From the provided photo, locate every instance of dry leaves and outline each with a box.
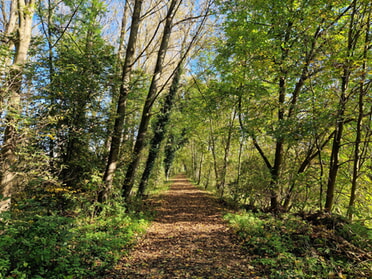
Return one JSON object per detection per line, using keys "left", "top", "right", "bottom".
{"left": 104, "top": 175, "right": 256, "bottom": 279}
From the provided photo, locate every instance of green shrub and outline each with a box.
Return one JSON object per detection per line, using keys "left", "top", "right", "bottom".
{"left": 71, "top": 211, "right": 148, "bottom": 276}
{"left": 224, "top": 211, "right": 264, "bottom": 238}
{"left": 0, "top": 201, "right": 149, "bottom": 279}
{"left": 224, "top": 211, "right": 371, "bottom": 278}
{"left": 0, "top": 214, "right": 75, "bottom": 278}
{"left": 337, "top": 221, "right": 372, "bottom": 247}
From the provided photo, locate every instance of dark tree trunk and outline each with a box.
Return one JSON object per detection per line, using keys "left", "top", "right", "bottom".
{"left": 99, "top": 0, "right": 144, "bottom": 203}
{"left": 137, "top": 65, "right": 182, "bottom": 197}
{"left": 324, "top": 0, "right": 357, "bottom": 212}
{"left": 347, "top": 4, "right": 370, "bottom": 219}
{"left": 269, "top": 75, "right": 286, "bottom": 212}
{"left": 218, "top": 109, "right": 236, "bottom": 198}
{"left": 324, "top": 105, "right": 345, "bottom": 212}
{"left": 164, "top": 135, "right": 176, "bottom": 180}
{"left": 122, "top": 0, "right": 181, "bottom": 199}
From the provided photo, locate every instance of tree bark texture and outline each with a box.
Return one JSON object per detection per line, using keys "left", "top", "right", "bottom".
{"left": 0, "top": 0, "right": 35, "bottom": 212}
{"left": 122, "top": 0, "right": 181, "bottom": 199}
{"left": 324, "top": 0, "right": 356, "bottom": 212}
{"left": 99, "top": 0, "right": 144, "bottom": 203}
{"left": 347, "top": 3, "right": 370, "bottom": 219}
{"left": 137, "top": 64, "right": 182, "bottom": 197}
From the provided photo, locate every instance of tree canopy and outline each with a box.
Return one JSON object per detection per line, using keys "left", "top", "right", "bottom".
{"left": 0, "top": 0, "right": 371, "bottom": 276}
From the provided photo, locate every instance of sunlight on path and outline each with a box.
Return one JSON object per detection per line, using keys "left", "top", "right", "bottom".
{"left": 105, "top": 174, "right": 257, "bottom": 279}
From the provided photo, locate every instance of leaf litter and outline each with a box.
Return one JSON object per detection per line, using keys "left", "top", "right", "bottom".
{"left": 104, "top": 175, "right": 258, "bottom": 279}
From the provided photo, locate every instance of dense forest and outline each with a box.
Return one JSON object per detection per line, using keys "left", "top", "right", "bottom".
{"left": 0, "top": 0, "right": 371, "bottom": 278}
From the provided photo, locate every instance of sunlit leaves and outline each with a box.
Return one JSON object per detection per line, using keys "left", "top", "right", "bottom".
{"left": 197, "top": 0, "right": 372, "bottom": 214}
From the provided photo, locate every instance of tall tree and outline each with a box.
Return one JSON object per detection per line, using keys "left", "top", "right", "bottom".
{"left": 347, "top": 3, "right": 371, "bottom": 218}
{"left": 122, "top": 0, "right": 182, "bottom": 198}
{"left": 137, "top": 63, "right": 183, "bottom": 197}
{"left": 136, "top": 2, "right": 212, "bottom": 196}
{"left": 36, "top": 0, "right": 83, "bottom": 164}
{"left": 324, "top": 0, "right": 360, "bottom": 212}
{"left": 0, "top": 0, "right": 35, "bottom": 212}
{"left": 216, "top": 0, "right": 341, "bottom": 211}
{"left": 58, "top": 0, "right": 113, "bottom": 186}
{"left": 99, "top": 0, "right": 144, "bottom": 202}
{"left": 0, "top": 0, "right": 17, "bottom": 115}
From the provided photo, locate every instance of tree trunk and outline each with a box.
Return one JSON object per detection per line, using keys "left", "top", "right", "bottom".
{"left": 218, "top": 109, "right": 236, "bottom": 198}
{"left": 117, "top": 0, "right": 130, "bottom": 63}
{"left": 103, "top": 0, "right": 130, "bottom": 155}
{"left": 164, "top": 135, "right": 176, "bottom": 180}
{"left": 347, "top": 4, "right": 370, "bottom": 219}
{"left": 209, "top": 131, "right": 219, "bottom": 191}
{"left": 268, "top": 74, "right": 286, "bottom": 212}
{"left": 348, "top": 81, "right": 363, "bottom": 219}
{"left": 137, "top": 64, "right": 182, "bottom": 197}
{"left": 0, "top": 0, "right": 17, "bottom": 116}
{"left": 122, "top": 0, "right": 181, "bottom": 199}
{"left": 99, "top": 0, "right": 144, "bottom": 203}
{"left": 324, "top": 99, "right": 345, "bottom": 212}
{"left": 197, "top": 153, "right": 204, "bottom": 185}
{"left": 282, "top": 132, "right": 335, "bottom": 210}
{"left": 324, "top": 0, "right": 356, "bottom": 212}
{"left": 0, "top": 0, "right": 35, "bottom": 212}
{"left": 236, "top": 136, "right": 244, "bottom": 189}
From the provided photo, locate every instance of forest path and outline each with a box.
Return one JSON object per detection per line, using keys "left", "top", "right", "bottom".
{"left": 104, "top": 174, "right": 256, "bottom": 279}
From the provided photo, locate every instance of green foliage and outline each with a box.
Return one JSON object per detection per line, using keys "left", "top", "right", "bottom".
{"left": 174, "top": 0, "right": 372, "bottom": 218}
{"left": 0, "top": 201, "right": 149, "bottom": 278}
{"left": 225, "top": 211, "right": 372, "bottom": 278}
{"left": 228, "top": 155, "right": 271, "bottom": 205}
{"left": 224, "top": 211, "right": 264, "bottom": 238}
{"left": 338, "top": 221, "right": 372, "bottom": 247}
{"left": 0, "top": 214, "right": 75, "bottom": 278}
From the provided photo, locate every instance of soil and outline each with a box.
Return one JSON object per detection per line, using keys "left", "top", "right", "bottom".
{"left": 104, "top": 174, "right": 257, "bottom": 279}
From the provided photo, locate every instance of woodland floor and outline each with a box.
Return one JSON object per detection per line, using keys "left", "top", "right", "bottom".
{"left": 104, "top": 174, "right": 257, "bottom": 279}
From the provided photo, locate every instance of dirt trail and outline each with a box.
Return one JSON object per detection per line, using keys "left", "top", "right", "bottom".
{"left": 105, "top": 174, "right": 256, "bottom": 279}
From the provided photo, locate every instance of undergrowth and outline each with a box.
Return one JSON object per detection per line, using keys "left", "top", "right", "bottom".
{"left": 224, "top": 211, "right": 372, "bottom": 279}
{"left": 0, "top": 198, "right": 150, "bottom": 279}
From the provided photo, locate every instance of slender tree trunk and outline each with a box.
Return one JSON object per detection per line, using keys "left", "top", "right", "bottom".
{"left": 122, "top": 0, "right": 181, "bottom": 199}
{"left": 209, "top": 130, "right": 219, "bottom": 191}
{"left": 268, "top": 75, "right": 286, "bottom": 211}
{"left": 46, "top": 0, "right": 56, "bottom": 165}
{"left": 191, "top": 142, "right": 197, "bottom": 180}
{"left": 347, "top": 4, "right": 370, "bottom": 219}
{"left": 282, "top": 132, "right": 335, "bottom": 210}
{"left": 0, "top": 0, "right": 35, "bottom": 212}
{"left": 164, "top": 135, "right": 175, "bottom": 180}
{"left": 205, "top": 164, "right": 211, "bottom": 190}
{"left": 117, "top": 0, "right": 130, "bottom": 63}
{"left": 218, "top": 109, "right": 236, "bottom": 198}
{"left": 137, "top": 64, "right": 182, "bottom": 197}
{"left": 99, "top": 0, "right": 144, "bottom": 203}
{"left": 348, "top": 85, "right": 363, "bottom": 219}
{"left": 236, "top": 136, "right": 244, "bottom": 188}
{"left": 197, "top": 153, "right": 204, "bottom": 185}
{"left": 324, "top": 0, "right": 356, "bottom": 212}
{"left": 324, "top": 94, "right": 346, "bottom": 212}
{"left": 103, "top": 0, "right": 130, "bottom": 153}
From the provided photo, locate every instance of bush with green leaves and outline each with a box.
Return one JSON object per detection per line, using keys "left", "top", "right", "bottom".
{"left": 224, "top": 211, "right": 264, "bottom": 239}
{"left": 224, "top": 211, "right": 371, "bottom": 278}
{"left": 0, "top": 201, "right": 149, "bottom": 279}
{"left": 0, "top": 214, "right": 75, "bottom": 278}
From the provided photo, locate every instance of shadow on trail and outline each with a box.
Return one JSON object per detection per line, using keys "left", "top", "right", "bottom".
{"left": 104, "top": 174, "right": 255, "bottom": 279}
